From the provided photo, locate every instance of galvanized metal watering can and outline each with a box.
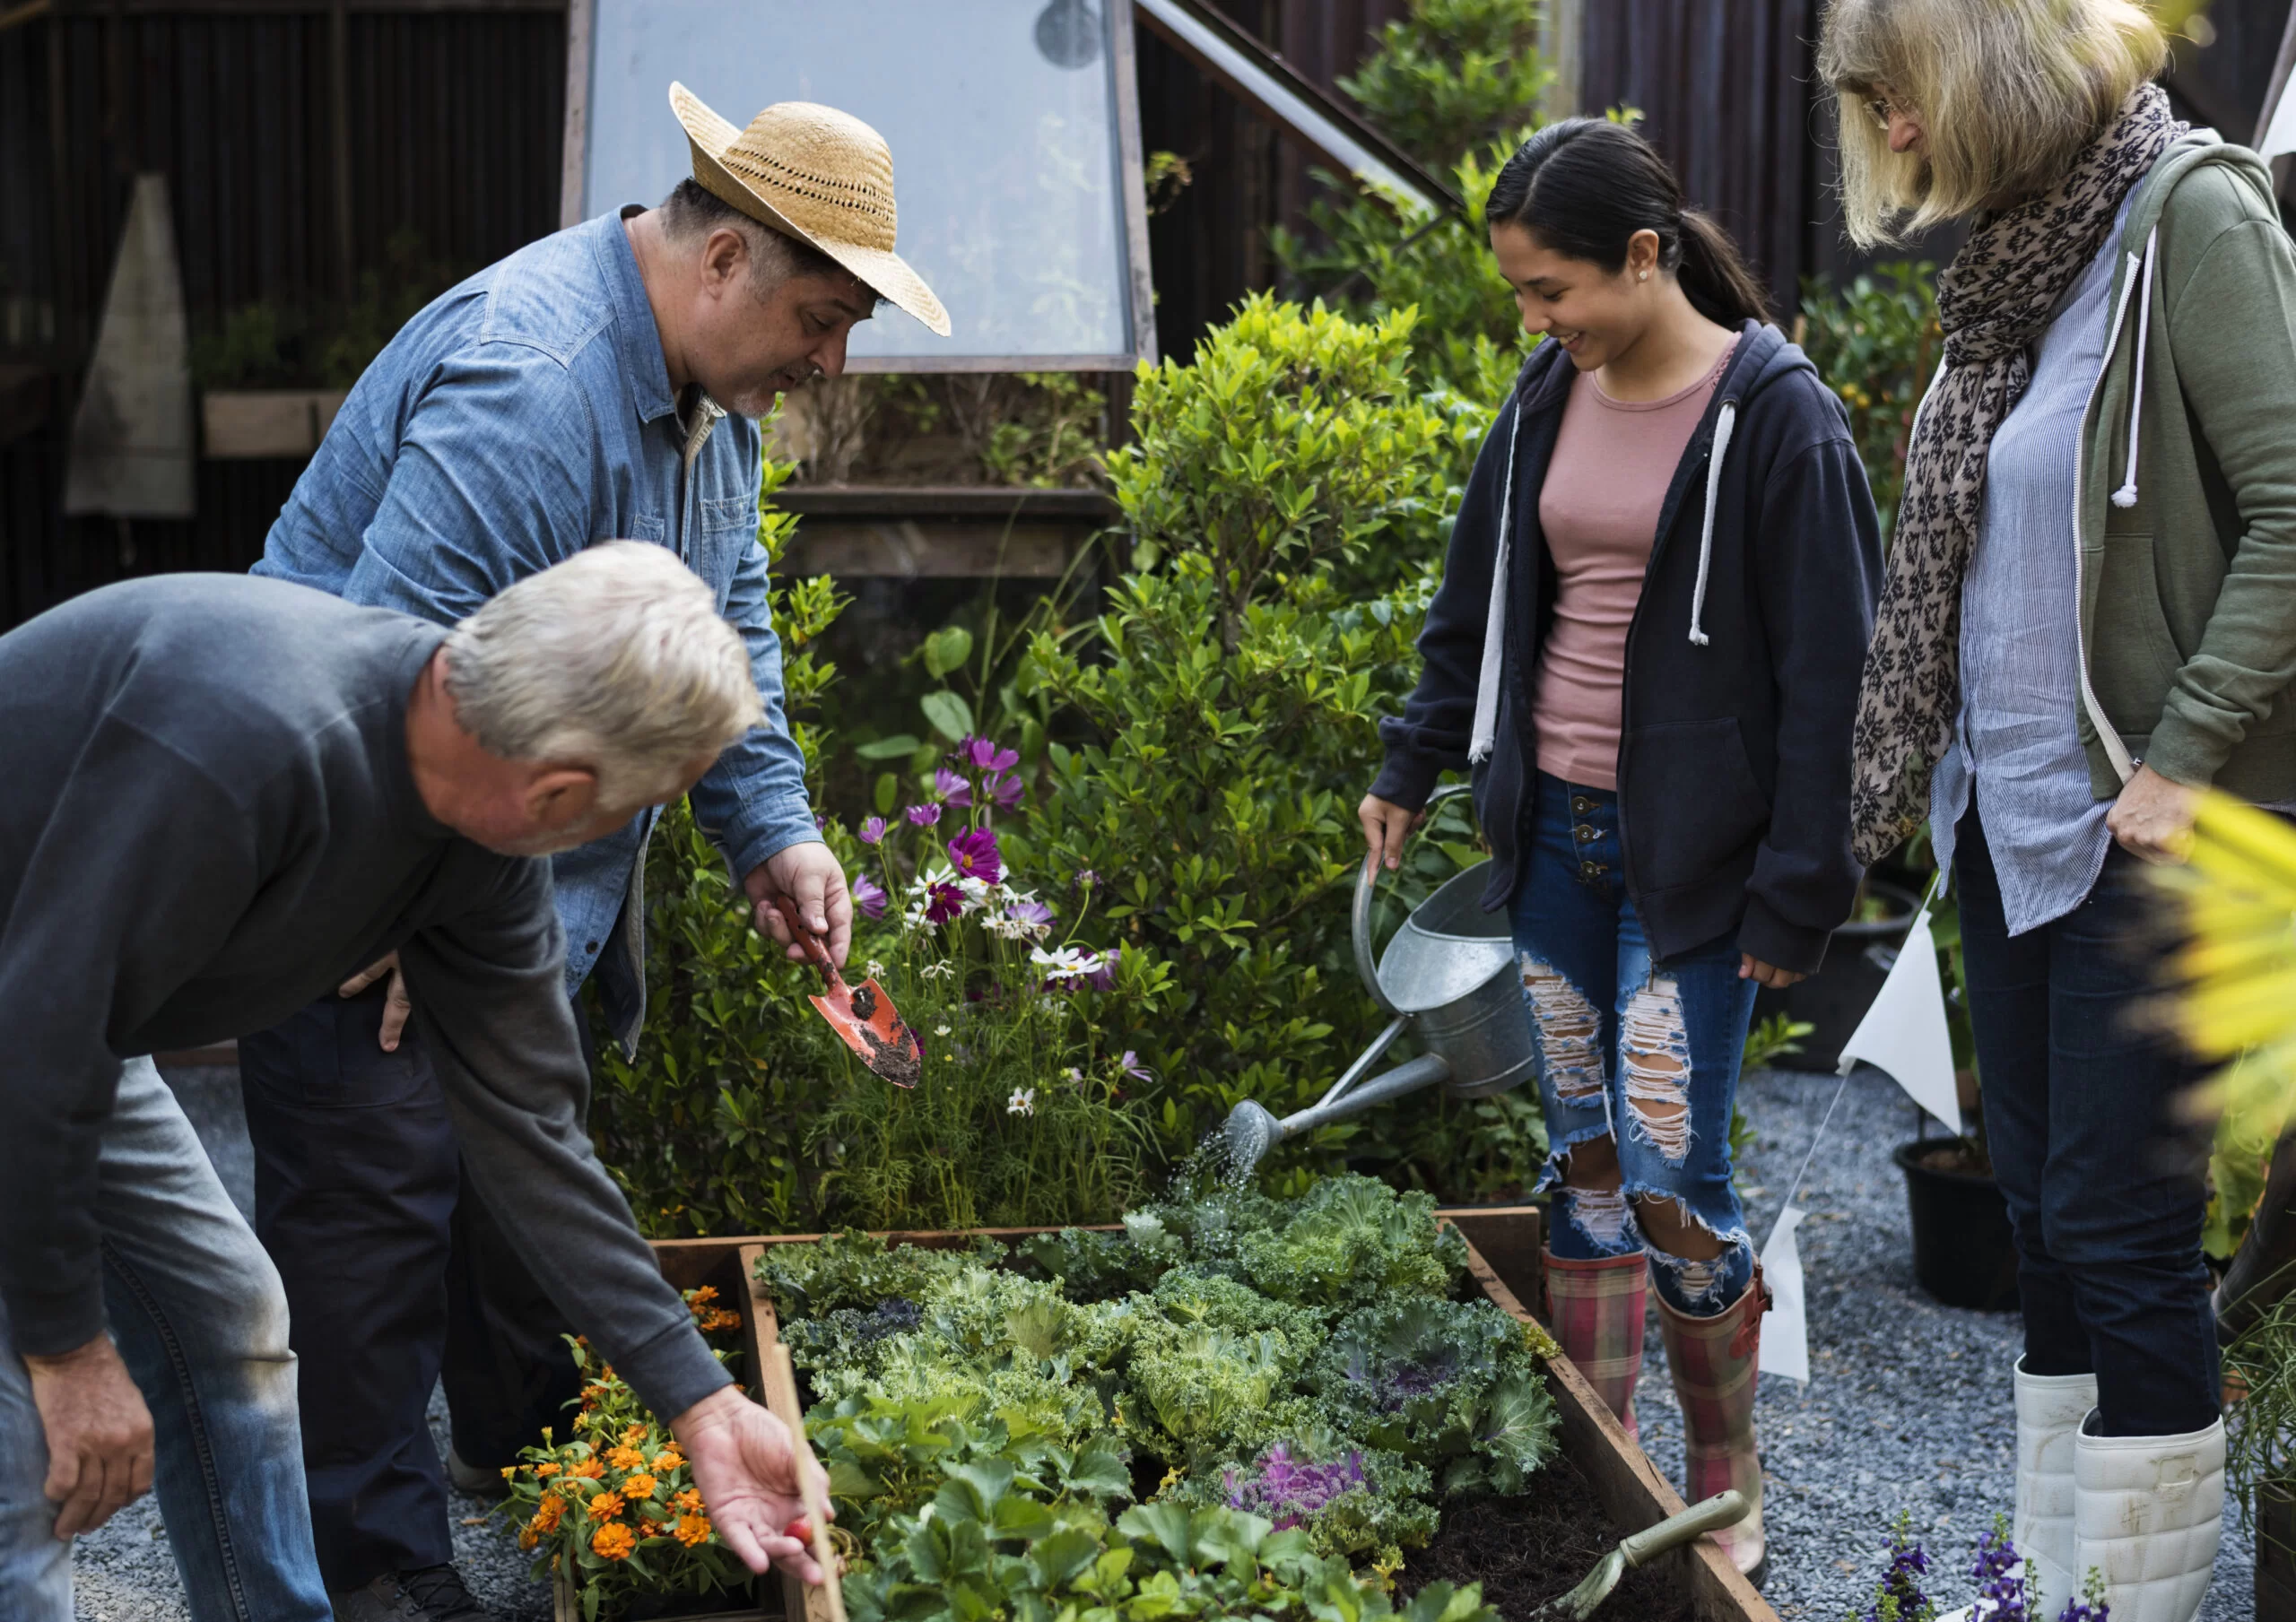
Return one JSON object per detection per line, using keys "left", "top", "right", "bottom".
{"left": 1222, "top": 786, "right": 1536, "bottom": 1175}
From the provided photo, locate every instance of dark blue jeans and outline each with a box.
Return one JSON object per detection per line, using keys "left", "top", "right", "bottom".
{"left": 239, "top": 984, "right": 581, "bottom": 1591}
{"left": 1513, "top": 772, "right": 1760, "bottom": 1315}
{"left": 1953, "top": 807, "right": 2219, "bottom": 1438}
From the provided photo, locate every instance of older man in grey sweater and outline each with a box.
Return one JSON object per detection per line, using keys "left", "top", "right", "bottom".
{"left": 0, "top": 546, "right": 825, "bottom": 1622}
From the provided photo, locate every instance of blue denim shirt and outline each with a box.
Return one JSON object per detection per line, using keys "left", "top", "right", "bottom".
{"left": 255, "top": 209, "right": 817, "bottom": 1046}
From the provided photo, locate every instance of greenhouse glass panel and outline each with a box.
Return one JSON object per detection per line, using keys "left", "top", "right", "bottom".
{"left": 578, "top": 0, "right": 1144, "bottom": 368}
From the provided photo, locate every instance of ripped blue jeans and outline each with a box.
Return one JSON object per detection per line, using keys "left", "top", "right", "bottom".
{"left": 1512, "top": 772, "right": 1758, "bottom": 1316}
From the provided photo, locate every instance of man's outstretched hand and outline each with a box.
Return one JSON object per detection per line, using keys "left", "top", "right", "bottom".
{"left": 669, "top": 1385, "right": 831, "bottom": 1582}
{"left": 25, "top": 1332, "right": 154, "bottom": 1538}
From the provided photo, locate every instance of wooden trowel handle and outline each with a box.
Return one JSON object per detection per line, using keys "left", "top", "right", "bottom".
{"left": 772, "top": 897, "right": 844, "bottom": 992}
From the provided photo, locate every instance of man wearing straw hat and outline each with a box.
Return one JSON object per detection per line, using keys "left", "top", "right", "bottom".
{"left": 250, "top": 86, "right": 947, "bottom": 1622}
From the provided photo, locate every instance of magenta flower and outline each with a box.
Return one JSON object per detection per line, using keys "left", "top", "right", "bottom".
{"left": 947, "top": 827, "right": 1003, "bottom": 885}
{"left": 858, "top": 815, "right": 887, "bottom": 846}
{"left": 934, "top": 766, "right": 972, "bottom": 808}
{"left": 924, "top": 881, "right": 966, "bottom": 925}
{"left": 960, "top": 735, "right": 1021, "bottom": 775}
{"left": 905, "top": 803, "right": 942, "bottom": 828}
{"left": 1007, "top": 898, "right": 1054, "bottom": 930}
{"left": 987, "top": 771, "right": 1025, "bottom": 811}
{"left": 853, "top": 874, "right": 888, "bottom": 919}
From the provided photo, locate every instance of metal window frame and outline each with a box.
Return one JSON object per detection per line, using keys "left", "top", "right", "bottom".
{"left": 559, "top": 0, "right": 1158, "bottom": 374}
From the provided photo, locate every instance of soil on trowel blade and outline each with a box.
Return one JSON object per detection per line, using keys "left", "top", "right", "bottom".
{"left": 1399, "top": 1454, "right": 1694, "bottom": 1622}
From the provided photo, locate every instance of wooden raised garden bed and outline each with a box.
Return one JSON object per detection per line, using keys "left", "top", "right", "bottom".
{"left": 557, "top": 1209, "right": 1774, "bottom": 1622}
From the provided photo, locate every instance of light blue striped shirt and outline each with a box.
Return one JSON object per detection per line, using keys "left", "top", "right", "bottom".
{"left": 1930, "top": 191, "right": 2136, "bottom": 933}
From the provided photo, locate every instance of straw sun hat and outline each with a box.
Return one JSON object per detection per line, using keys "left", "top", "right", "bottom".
{"left": 669, "top": 82, "right": 951, "bottom": 338}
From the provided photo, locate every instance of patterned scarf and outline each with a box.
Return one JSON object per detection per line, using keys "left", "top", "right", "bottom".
{"left": 1847, "top": 84, "right": 2184, "bottom": 864}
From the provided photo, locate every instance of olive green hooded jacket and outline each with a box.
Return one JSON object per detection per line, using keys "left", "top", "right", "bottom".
{"left": 2072, "top": 131, "right": 2296, "bottom": 799}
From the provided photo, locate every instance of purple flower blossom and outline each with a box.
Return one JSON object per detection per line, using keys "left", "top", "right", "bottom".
{"left": 1858, "top": 1515, "right": 1932, "bottom": 1622}
{"left": 853, "top": 874, "right": 888, "bottom": 920}
{"left": 947, "top": 827, "right": 1003, "bottom": 885}
{"left": 987, "top": 771, "right": 1025, "bottom": 811}
{"left": 858, "top": 816, "right": 888, "bottom": 846}
{"left": 924, "top": 882, "right": 966, "bottom": 925}
{"left": 1968, "top": 1520, "right": 2029, "bottom": 1622}
{"left": 1120, "top": 1051, "right": 1151, "bottom": 1081}
{"left": 1074, "top": 868, "right": 1099, "bottom": 889}
{"left": 905, "top": 803, "right": 943, "bottom": 828}
{"left": 934, "top": 766, "right": 972, "bottom": 808}
{"left": 1222, "top": 1444, "right": 1370, "bottom": 1531}
{"left": 1007, "top": 898, "right": 1055, "bottom": 930}
{"left": 959, "top": 735, "right": 1021, "bottom": 775}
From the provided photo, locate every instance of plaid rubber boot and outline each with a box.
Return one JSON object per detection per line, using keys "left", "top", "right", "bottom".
{"left": 1543, "top": 1248, "right": 1648, "bottom": 1439}
{"left": 1656, "top": 1267, "right": 1771, "bottom": 1584}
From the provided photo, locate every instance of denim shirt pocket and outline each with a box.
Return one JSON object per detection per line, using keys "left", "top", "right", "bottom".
{"left": 698, "top": 492, "right": 760, "bottom": 607}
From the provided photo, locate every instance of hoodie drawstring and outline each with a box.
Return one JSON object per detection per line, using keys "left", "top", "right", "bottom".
{"left": 1687, "top": 400, "right": 1736, "bottom": 648}
{"left": 1466, "top": 396, "right": 1524, "bottom": 766}
{"left": 2110, "top": 226, "right": 2158, "bottom": 510}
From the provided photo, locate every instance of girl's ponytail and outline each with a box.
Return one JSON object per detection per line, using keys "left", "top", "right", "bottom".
{"left": 1488, "top": 120, "right": 1771, "bottom": 326}
{"left": 1675, "top": 208, "right": 1771, "bottom": 326}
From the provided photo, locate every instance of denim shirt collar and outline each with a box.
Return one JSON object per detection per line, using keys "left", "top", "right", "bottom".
{"left": 595, "top": 206, "right": 680, "bottom": 428}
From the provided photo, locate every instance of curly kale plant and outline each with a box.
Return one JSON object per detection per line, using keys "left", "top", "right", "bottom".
{"left": 1309, "top": 1298, "right": 1558, "bottom": 1496}
{"left": 1238, "top": 1177, "right": 1468, "bottom": 1311}
{"left": 1014, "top": 1226, "right": 1174, "bottom": 1301}
{"left": 756, "top": 1229, "right": 1005, "bottom": 1320}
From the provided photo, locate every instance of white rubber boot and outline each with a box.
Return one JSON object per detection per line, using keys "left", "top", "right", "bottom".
{"left": 2014, "top": 1359, "right": 2099, "bottom": 1620}
{"left": 2071, "top": 1412, "right": 2224, "bottom": 1622}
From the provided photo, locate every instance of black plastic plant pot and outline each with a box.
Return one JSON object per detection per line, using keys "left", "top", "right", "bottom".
{"left": 1893, "top": 1140, "right": 2021, "bottom": 1313}
{"left": 2262, "top": 1480, "right": 2296, "bottom": 1622}
{"left": 1757, "top": 880, "right": 1923, "bottom": 1071}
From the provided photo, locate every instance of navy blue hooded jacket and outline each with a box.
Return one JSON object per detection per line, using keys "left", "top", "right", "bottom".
{"left": 1371, "top": 320, "right": 1883, "bottom": 975}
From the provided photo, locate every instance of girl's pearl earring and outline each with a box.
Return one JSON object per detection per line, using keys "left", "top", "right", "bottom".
{"left": 1639, "top": 270, "right": 1649, "bottom": 281}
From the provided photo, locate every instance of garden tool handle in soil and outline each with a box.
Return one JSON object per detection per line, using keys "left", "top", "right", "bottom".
{"left": 1352, "top": 781, "right": 1475, "bottom": 1013}
{"left": 768, "top": 1342, "right": 847, "bottom": 1622}
{"left": 1615, "top": 1491, "right": 1749, "bottom": 1568}
{"left": 773, "top": 896, "right": 847, "bottom": 994}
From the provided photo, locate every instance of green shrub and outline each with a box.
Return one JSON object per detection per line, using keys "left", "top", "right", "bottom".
{"left": 1796, "top": 261, "right": 1941, "bottom": 535}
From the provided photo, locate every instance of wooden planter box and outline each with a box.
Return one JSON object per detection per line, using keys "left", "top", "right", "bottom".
{"left": 200, "top": 389, "right": 347, "bottom": 458}
{"left": 2262, "top": 1481, "right": 2296, "bottom": 1622}
{"left": 552, "top": 1208, "right": 1774, "bottom": 1622}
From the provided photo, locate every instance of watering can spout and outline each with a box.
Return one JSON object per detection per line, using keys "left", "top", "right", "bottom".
{"left": 1215, "top": 1053, "right": 1454, "bottom": 1179}
{"left": 1222, "top": 1099, "right": 1283, "bottom": 1180}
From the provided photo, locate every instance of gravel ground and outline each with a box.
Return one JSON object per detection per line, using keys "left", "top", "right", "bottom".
{"left": 1625, "top": 1064, "right": 2252, "bottom": 1622}
{"left": 77, "top": 1063, "right": 2258, "bottom": 1620}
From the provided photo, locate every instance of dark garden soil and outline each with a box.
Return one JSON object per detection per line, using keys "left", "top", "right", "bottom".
{"left": 1400, "top": 1454, "right": 1692, "bottom": 1622}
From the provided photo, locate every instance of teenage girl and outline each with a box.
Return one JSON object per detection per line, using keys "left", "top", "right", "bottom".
{"left": 1359, "top": 119, "right": 1883, "bottom": 1583}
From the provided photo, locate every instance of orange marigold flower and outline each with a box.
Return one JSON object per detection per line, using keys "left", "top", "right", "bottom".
{"left": 622, "top": 1422, "right": 648, "bottom": 1444}
{"left": 591, "top": 1522, "right": 638, "bottom": 1561}
{"left": 689, "top": 1286, "right": 719, "bottom": 1305}
{"left": 535, "top": 1462, "right": 561, "bottom": 1479}
{"left": 621, "top": 1473, "right": 657, "bottom": 1502}
{"left": 518, "top": 1524, "right": 539, "bottom": 1551}
{"left": 673, "top": 1488, "right": 703, "bottom": 1512}
{"left": 566, "top": 1457, "right": 604, "bottom": 1480}
{"left": 588, "top": 1492, "right": 624, "bottom": 1522}
{"left": 606, "top": 1444, "right": 647, "bottom": 1471}
{"left": 674, "top": 1511, "right": 712, "bottom": 1548}
{"left": 651, "top": 1449, "right": 684, "bottom": 1472}
{"left": 535, "top": 1493, "right": 567, "bottom": 1532}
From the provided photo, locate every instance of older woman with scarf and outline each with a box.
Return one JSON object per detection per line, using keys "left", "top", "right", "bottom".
{"left": 1822, "top": 3, "right": 2296, "bottom": 1618}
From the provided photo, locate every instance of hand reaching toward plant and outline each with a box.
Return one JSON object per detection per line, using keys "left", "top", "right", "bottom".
{"left": 747, "top": 841, "right": 854, "bottom": 969}
{"left": 669, "top": 1386, "right": 831, "bottom": 1581}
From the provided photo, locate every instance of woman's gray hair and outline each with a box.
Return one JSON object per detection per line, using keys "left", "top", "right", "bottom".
{"left": 442, "top": 542, "right": 764, "bottom": 804}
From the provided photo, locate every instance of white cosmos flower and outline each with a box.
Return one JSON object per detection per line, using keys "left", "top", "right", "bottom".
{"left": 1029, "top": 945, "right": 1101, "bottom": 977}
{"left": 865, "top": 961, "right": 887, "bottom": 980}
{"left": 1006, "top": 1088, "right": 1037, "bottom": 1116}
{"left": 920, "top": 959, "right": 956, "bottom": 982}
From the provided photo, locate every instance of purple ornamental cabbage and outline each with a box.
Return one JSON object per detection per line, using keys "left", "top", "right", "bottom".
{"left": 1222, "top": 1444, "right": 1370, "bottom": 1531}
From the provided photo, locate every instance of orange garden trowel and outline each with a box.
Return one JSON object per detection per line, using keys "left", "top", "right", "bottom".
{"left": 774, "top": 897, "right": 921, "bottom": 1087}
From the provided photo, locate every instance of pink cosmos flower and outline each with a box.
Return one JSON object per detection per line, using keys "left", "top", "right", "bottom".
{"left": 853, "top": 874, "right": 888, "bottom": 919}
{"left": 960, "top": 736, "right": 1021, "bottom": 776}
{"left": 858, "top": 816, "right": 888, "bottom": 846}
{"left": 946, "top": 827, "right": 1003, "bottom": 885}
{"left": 924, "top": 882, "right": 966, "bottom": 924}
{"left": 1007, "top": 898, "right": 1054, "bottom": 930}
{"left": 987, "top": 772, "right": 1025, "bottom": 811}
{"left": 934, "top": 766, "right": 972, "bottom": 807}
{"left": 905, "top": 804, "right": 942, "bottom": 828}
{"left": 1120, "top": 1050, "right": 1151, "bottom": 1081}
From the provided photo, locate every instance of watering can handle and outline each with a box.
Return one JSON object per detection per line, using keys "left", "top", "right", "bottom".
{"left": 1352, "top": 783, "right": 1475, "bottom": 1014}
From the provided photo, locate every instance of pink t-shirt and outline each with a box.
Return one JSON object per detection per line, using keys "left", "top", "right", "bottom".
{"left": 1531, "top": 341, "right": 1735, "bottom": 789}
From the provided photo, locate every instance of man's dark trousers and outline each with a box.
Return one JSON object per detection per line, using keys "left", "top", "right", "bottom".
{"left": 239, "top": 982, "right": 584, "bottom": 1590}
